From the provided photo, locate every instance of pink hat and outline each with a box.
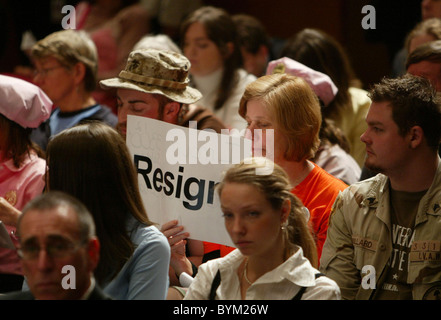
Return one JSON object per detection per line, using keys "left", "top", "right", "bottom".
{"left": 0, "top": 75, "right": 52, "bottom": 128}
{"left": 266, "top": 57, "right": 338, "bottom": 107}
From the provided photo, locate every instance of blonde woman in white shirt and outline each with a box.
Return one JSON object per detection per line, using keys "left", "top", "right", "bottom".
{"left": 184, "top": 158, "right": 341, "bottom": 300}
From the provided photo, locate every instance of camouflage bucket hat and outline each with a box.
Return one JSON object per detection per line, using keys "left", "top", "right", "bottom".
{"left": 100, "top": 49, "right": 202, "bottom": 104}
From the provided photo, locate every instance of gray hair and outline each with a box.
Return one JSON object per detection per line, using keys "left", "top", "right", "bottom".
{"left": 31, "top": 30, "right": 98, "bottom": 92}
{"left": 18, "top": 191, "right": 96, "bottom": 242}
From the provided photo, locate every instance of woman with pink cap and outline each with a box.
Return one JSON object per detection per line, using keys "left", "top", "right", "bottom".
{"left": 0, "top": 75, "right": 52, "bottom": 293}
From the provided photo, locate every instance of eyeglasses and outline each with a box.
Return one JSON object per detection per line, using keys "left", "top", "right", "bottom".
{"left": 17, "top": 240, "right": 86, "bottom": 260}
{"left": 33, "top": 66, "right": 64, "bottom": 77}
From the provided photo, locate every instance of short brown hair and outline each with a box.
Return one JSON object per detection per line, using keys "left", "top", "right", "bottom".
{"left": 368, "top": 74, "right": 441, "bottom": 152}
{"left": 406, "top": 39, "right": 441, "bottom": 69}
{"left": 232, "top": 14, "right": 270, "bottom": 54}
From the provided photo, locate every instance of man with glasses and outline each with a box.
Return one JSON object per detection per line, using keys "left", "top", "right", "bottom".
{"left": 0, "top": 191, "right": 110, "bottom": 300}
{"left": 29, "top": 29, "right": 117, "bottom": 151}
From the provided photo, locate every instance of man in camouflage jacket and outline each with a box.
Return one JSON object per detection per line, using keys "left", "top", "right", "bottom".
{"left": 320, "top": 74, "right": 441, "bottom": 300}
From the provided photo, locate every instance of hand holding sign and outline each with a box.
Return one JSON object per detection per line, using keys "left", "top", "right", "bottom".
{"left": 160, "top": 219, "right": 192, "bottom": 277}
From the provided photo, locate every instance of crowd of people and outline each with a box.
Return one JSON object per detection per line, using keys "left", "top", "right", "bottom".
{"left": 0, "top": 1, "right": 440, "bottom": 301}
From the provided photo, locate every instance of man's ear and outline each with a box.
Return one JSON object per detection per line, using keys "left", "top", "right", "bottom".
{"left": 87, "top": 237, "right": 100, "bottom": 271}
{"left": 162, "top": 101, "right": 181, "bottom": 124}
{"left": 408, "top": 125, "right": 424, "bottom": 149}
{"left": 73, "top": 62, "right": 86, "bottom": 87}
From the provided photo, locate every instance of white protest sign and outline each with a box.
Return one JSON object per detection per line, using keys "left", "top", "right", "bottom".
{"left": 126, "top": 115, "right": 252, "bottom": 247}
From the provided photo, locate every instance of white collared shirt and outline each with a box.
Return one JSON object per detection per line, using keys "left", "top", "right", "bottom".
{"left": 192, "top": 68, "right": 255, "bottom": 130}
{"left": 184, "top": 247, "right": 341, "bottom": 300}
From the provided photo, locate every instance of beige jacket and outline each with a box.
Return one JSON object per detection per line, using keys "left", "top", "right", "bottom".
{"left": 320, "top": 164, "right": 441, "bottom": 300}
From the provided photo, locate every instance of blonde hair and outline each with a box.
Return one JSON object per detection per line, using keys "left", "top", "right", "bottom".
{"left": 239, "top": 74, "right": 322, "bottom": 162}
{"left": 216, "top": 158, "right": 318, "bottom": 267}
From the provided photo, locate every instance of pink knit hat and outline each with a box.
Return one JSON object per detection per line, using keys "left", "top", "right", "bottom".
{"left": 0, "top": 75, "right": 52, "bottom": 128}
{"left": 266, "top": 57, "right": 338, "bottom": 107}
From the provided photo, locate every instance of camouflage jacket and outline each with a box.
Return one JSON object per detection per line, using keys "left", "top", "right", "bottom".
{"left": 319, "top": 165, "right": 441, "bottom": 300}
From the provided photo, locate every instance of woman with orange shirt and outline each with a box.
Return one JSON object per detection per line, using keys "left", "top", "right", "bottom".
{"left": 239, "top": 73, "right": 348, "bottom": 260}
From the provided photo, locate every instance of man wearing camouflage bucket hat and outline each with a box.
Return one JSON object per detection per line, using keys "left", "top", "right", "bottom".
{"left": 100, "top": 48, "right": 226, "bottom": 139}
{"left": 100, "top": 48, "right": 228, "bottom": 297}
